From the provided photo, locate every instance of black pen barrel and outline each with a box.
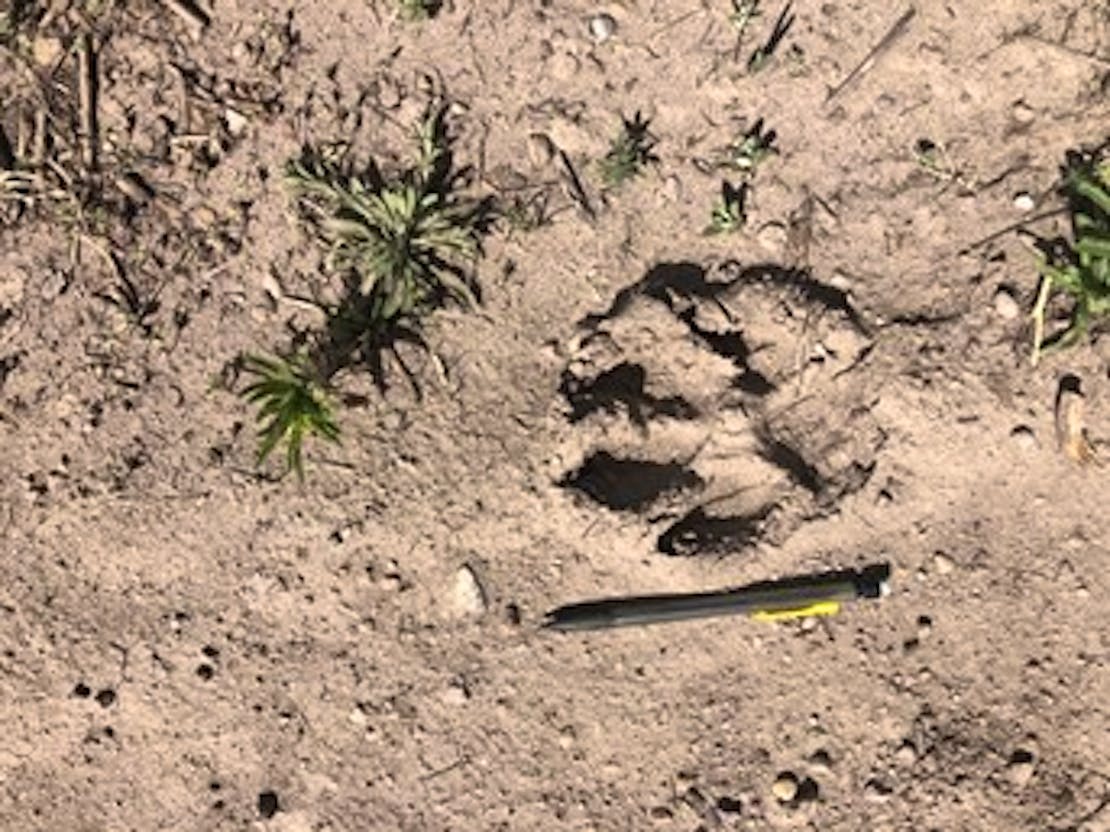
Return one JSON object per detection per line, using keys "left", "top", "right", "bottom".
{"left": 545, "top": 576, "right": 862, "bottom": 631}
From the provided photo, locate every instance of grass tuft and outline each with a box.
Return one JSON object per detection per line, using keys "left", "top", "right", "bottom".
{"left": 598, "top": 112, "right": 658, "bottom": 188}
{"left": 1031, "top": 151, "right": 1110, "bottom": 365}
{"left": 285, "top": 109, "right": 484, "bottom": 324}
{"left": 241, "top": 354, "right": 340, "bottom": 480}
{"left": 704, "top": 181, "right": 748, "bottom": 235}
{"left": 239, "top": 106, "right": 489, "bottom": 478}
{"left": 397, "top": 0, "right": 442, "bottom": 21}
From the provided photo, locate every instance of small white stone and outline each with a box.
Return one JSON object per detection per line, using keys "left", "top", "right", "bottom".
{"left": 757, "top": 223, "right": 788, "bottom": 256}
{"left": 1011, "top": 101, "right": 1036, "bottom": 125}
{"left": 348, "top": 707, "right": 368, "bottom": 726}
{"left": 549, "top": 50, "right": 580, "bottom": 81}
{"left": 661, "top": 174, "right": 682, "bottom": 202}
{"left": 993, "top": 288, "right": 1020, "bottom": 320}
{"left": 915, "top": 616, "right": 933, "bottom": 641}
{"left": 450, "top": 565, "right": 488, "bottom": 617}
{"left": 1007, "top": 760, "right": 1035, "bottom": 788}
{"left": 32, "top": 37, "right": 62, "bottom": 67}
{"left": 771, "top": 772, "right": 798, "bottom": 803}
{"left": 587, "top": 13, "right": 617, "bottom": 43}
{"left": 225, "top": 107, "right": 249, "bottom": 137}
{"left": 933, "top": 553, "right": 954, "bottom": 575}
{"left": 441, "top": 684, "right": 469, "bottom": 705}
{"left": 1010, "top": 425, "right": 1038, "bottom": 451}
{"left": 1013, "top": 192, "right": 1036, "bottom": 212}
{"left": 527, "top": 132, "right": 556, "bottom": 169}
{"left": 377, "top": 574, "right": 403, "bottom": 592}
{"left": 894, "top": 743, "right": 917, "bottom": 766}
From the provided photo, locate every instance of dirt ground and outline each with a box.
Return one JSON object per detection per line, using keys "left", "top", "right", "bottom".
{"left": 1, "top": 0, "right": 1109, "bottom": 830}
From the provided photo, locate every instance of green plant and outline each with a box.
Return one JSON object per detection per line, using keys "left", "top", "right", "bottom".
{"left": 500, "top": 189, "right": 553, "bottom": 234}
{"left": 241, "top": 354, "right": 340, "bottom": 479}
{"left": 705, "top": 182, "right": 747, "bottom": 235}
{"left": 728, "top": 119, "right": 777, "bottom": 176}
{"left": 397, "top": 0, "right": 442, "bottom": 21}
{"left": 1031, "top": 154, "right": 1110, "bottom": 365}
{"left": 598, "top": 112, "right": 658, "bottom": 188}
{"left": 728, "top": 0, "right": 761, "bottom": 59}
{"left": 239, "top": 106, "right": 489, "bottom": 477}
{"left": 285, "top": 108, "right": 484, "bottom": 324}
{"left": 747, "top": 1, "right": 794, "bottom": 72}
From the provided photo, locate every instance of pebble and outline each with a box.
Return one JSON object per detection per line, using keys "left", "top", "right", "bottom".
{"left": 587, "top": 12, "right": 617, "bottom": 43}
{"left": 32, "top": 37, "right": 62, "bottom": 67}
{"left": 661, "top": 174, "right": 683, "bottom": 202}
{"left": 808, "top": 749, "right": 832, "bottom": 772}
{"left": 894, "top": 742, "right": 917, "bottom": 766}
{"left": 1012, "top": 191, "right": 1036, "bottom": 212}
{"left": 993, "top": 288, "right": 1020, "bottom": 319}
{"left": 450, "top": 565, "right": 488, "bottom": 617}
{"left": 864, "top": 778, "right": 893, "bottom": 802}
{"left": 757, "top": 223, "right": 788, "bottom": 256}
{"left": 549, "top": 50, "right": 580, "bottom": 81}
{"left": 377, "top": 77, "right": 404, "bottom": 110}
{"left": 933, "top": 553, "right": 954, "bottom": 575}
{"left": 1011, "top": 100, "right": 1037, "bottom": 125}
{"left": 1007, "top": 759, "right": 1036, "bottom": 788}
{"left": 771, "top": 772, "right": 799, "bottom": 803}
{"left": 441, "top": 683, "right": 469, "bottom": 705}
{"left": 916, "top": 615, "right": 933, "bottom": 641}
{"left": 225, "top": 107, "right": 249, "bottom": 137}
{"left": 1010, "top": 425, "right": 1038, "bottom": 451}
{"left": 348, "top": 707, "right": 368, "bottom": 726}
{"left": 527, "top": 132, "right": 556, "bottom": 169}
{"left": 1006, "top": 750, "right": 1036, "bottom": 788}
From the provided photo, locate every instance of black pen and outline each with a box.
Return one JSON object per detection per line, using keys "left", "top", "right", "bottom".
{"left": 544, "top": 564, "right": 890, "bottom": 632}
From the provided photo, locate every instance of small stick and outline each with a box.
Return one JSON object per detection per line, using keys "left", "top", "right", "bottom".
{"left": 557, "top": 149, "right": 596, "bottom": 222}
{"left": 15, "top": 107, "right": 32, "bottom": 161}
{"left": 77, "top": 33, "right": 99, "bottom": 170}
{"left": 31, "top": 109, "right": 48, "bottom": 167}
{"left": 162, "top": 0, "right": 211, "bottom": 39}
{"left": 956, "top": 207, "right": 1066, "bottom": 256}
{"left": 0, "top": 125, "right": 14, "bottom": 170}
{"left": 1030, "top": 272, "right": 1052, "bottom": 367}
{"left": 825, "top": 7, "right": 916, "bottom": 104}
{"left": 1014, "top": 30, "right": 1110, "bottom": 67}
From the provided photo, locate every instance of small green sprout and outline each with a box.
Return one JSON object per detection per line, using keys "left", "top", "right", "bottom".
{"left": 598, "top": 112, "right": 658, "bottom": 188}
{"left": 747, "top": 1, "right": 794, "bottom": 72}
{"left": 705, "top": 181, "right": 748, "bottom": 235}
{"left": 729, "top": 0, "right": 761, "bottom": 45}
{"left": 1031, "top": 153, "right": 1110, "bottom": 365}
{"left": 241, "top": 354, "right": 340, "bottom": 479}
{"left": 728, "top": 119, "right": 777, "bottom": 176}
{"left": 397, "top": 0, "right": 442, "bottom": 21}
{"left": 500, "top": 190, "right": 552, "bottom": 234}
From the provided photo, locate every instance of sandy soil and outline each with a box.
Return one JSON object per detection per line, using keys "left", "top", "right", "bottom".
{"left": 1, "top": 0, "right": 1109, "bottom": 830}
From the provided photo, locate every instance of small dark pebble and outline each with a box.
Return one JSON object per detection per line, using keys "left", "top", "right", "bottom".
{"left": 73, "top": 682, "right": 91, "bottom": 698}
{"left": 201, "top": 645, "right": 220, "bottom": 659}
{"left": 716, "top": 795, "right": 743, "bottom": 813}
{"left": 258, "top": 790, "right": 280, "bottom": 819}
{"left": 197, "top": 663, "right": 215, "bottom": 681}
{"left": 796, "top": 777, "right": 820, "bottom": 802}
{"left": 95, "top": 688, "right": 116, "bottom": 708}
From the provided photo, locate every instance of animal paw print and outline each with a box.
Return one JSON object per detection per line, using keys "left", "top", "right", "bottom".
{"left": 557, "top": 260, "right": 885, "bottom": 556}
